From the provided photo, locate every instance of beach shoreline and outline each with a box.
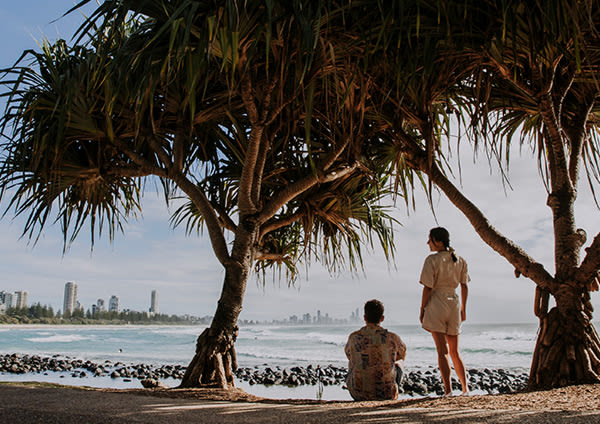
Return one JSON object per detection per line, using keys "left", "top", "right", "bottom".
{"left": 0, "top": 352, "right": 528, "bottom": 400}
{"left": 1, "top": 381, "right": 600, "bottom": 424}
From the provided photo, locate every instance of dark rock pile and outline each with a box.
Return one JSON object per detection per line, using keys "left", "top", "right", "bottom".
{"left": 401, "top": 368, "right": 529, "bottom": 395}
{"left": 233, "top": 364, "right": 529, "bottom": 396}
{"left": 235, "top": 364, "right": 346, "bottom": 387}
{"left": 1, "top": 353, "right": 528, "bottom": 395}
{"left": 0, "top": 353, "right": 185, "bottom": 382}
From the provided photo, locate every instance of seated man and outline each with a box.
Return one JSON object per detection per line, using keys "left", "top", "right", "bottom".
{"left": 345, "top": 299, "right": 406, "bottom": 401}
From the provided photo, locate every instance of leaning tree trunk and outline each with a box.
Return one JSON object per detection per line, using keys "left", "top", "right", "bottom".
{"left": 180, "top": 222, "right": 256, "bottom": 389}
{"left": 529, "top": 284, "right": 600, "bottom": 389}
{"left": 180, "top": 266, "right": 247, "bottom": 388}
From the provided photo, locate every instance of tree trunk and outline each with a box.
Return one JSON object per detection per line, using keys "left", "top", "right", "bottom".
{"left": 180, "top": 267, "right": 247, "bottom": 388}
{"left": 180, "top": 220, "right": 256, "bottom": 389}
{"left": 529, "top": 285, "right": 600, "bottom": 389}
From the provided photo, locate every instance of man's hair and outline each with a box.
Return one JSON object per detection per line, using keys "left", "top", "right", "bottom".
{"left": 364, "top": 299, "right": 384, "bottom": 323}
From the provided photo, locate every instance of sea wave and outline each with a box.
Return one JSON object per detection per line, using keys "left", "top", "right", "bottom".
{"left": 478, "top": 331, "right": 536, "bottom": 342}
{"left": 463, "top": 348, "right": 533, "bottom": 357}
{"left": 25, "top": 335, "right": 92, "bottom": 343}
{"left": 148, "top": 327, "right": 203, "bottom": 336}
{"left": 236, "top": 350, "right": 345, "bottom": 365}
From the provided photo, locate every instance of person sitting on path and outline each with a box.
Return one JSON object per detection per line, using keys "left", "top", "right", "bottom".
{"left": 419, "top": 226, "right": 470, "bottom": 396}
{"left": 345, "top": 299, "right": 406, "bottom": 401}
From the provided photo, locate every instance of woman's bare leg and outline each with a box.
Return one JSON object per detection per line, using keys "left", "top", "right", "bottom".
{"left": 446, "top": 334, "right": 469, "bottom": 394}
{"left": 431, "top": 331, "right": 452, "bottom": 395}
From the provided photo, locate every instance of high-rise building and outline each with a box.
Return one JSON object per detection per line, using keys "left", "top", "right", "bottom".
{"left": 0, "top": 291, "right": 13, "bottom": 308}
{"left": 108, "top": 295, "right": 120, "bottom": 313}
{"left": 63, "top": 282, "right": 78, "bottom": 316}
{"left": 149, "top": 290, "right": 158, "bottom": 315}
{"left": 92, "top": 299, "right": 105, "bottom": 316}
{"left": 14, "top": 291, "right": 28, "bottom": 309}
{"left": 96, "top": 299, "right": 105, "bottom": 311}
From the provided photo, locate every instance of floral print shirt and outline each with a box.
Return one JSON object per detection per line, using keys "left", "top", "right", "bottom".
{"left": 345, "top": 324, "right": 406, "bottom": 401}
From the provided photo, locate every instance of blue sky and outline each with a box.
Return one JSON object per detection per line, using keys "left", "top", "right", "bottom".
{"left": 0, "top": 1, "right": 598, "bottom": 325}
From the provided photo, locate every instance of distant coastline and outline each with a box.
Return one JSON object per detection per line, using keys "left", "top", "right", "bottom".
{"left": 0, "top": 317, "right": 210, "bottom": 326}
{"left": 0, "top": 319, "right": 205, "bottom": 326}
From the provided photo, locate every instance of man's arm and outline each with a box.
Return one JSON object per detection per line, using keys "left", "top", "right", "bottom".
{"left": 344, "top": 334, "right": 353, "bottom": 359}
{"left": 396, "top": 336, "right": 407, "bottom": 361}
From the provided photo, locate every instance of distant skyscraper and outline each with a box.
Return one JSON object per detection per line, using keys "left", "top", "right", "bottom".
{"left": 0, "top": 291, "right": 13, "bottom": 308}
{"left": 108, "top": 295, "right": 120, "bottom": 313}
{"left": 149, "top": 290, "right": 158, "bottom": 315}
{"left": 63, "top": 282, "right": 78, "bottom": 315}
{"left": 14, "top": 291, "right": 28, "bottom": 309}
{"left": 92, "top": 299, "right": 105, "bottom": 316}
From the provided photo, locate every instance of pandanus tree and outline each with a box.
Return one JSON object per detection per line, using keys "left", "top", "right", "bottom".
{"left": 463, "top": 0, "right": 600, "bottom": 388}
{"left": 0, "top": 0, "right": 397, "bottom": 388}
{"left": 361, "top": 0, "right": 600, "bottom": 389}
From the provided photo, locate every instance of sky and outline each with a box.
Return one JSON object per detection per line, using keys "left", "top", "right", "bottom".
{"left": 0, "top": 1, "right": 599, "bottom": 325}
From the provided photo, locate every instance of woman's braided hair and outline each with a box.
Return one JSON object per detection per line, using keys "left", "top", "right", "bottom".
{"left": 430, "top": 227, "right": 458, "bottom": 263}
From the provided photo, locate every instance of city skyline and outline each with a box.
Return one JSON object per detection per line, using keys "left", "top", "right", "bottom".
{"left": 3, "top": 281, "right": 164, "bottom": 316}
{"left": 1, "top": 281, "right": 363, "bottom": 322}
{"left": 2, "top": 281, "right": 169, "bottom": 317}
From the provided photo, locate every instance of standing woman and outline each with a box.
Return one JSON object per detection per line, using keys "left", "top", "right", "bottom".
{"left": 419, "top": 227, "right": 470, "bottom": 395}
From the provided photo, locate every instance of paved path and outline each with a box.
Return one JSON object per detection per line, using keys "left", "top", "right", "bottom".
{"left": 1, "top": 384, "right": 598, "bottom": 423}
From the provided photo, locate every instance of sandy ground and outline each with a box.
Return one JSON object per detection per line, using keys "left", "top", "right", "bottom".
{"left": 1, "top": 382, "right": 599, "bottom": 423}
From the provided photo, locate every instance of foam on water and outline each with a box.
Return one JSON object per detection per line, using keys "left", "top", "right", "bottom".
{"left": 25, "top": 334, "right": 94, "bottom": 343}
{"left": 0, "top": 322, "right": 552, "bottom": 372}
{"left": 0, "top": 322, "right": 568, "bottom": 399}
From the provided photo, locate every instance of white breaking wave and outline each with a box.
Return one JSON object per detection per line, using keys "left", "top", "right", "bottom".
{"left": 25, "top": 334, "right": 92, "bottom": 343}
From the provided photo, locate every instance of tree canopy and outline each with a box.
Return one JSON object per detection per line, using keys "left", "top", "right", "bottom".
{"left": 1, "top": 0, "right": 600, "bottom": 390}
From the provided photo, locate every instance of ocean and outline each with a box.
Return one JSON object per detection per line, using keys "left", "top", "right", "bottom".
{"left": 0, "top": 322, "right": 544, "bottom": 400}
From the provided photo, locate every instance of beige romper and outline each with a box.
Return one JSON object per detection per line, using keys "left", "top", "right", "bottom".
{"left": 420, "top": 251, "right": 470, "bottom": 336}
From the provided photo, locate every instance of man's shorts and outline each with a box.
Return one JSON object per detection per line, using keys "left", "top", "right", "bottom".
{"left": 422, "top": 289, "right": 461, "bottom": 335}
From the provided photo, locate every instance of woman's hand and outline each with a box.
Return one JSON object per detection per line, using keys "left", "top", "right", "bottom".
{"left": 461, "top": 308, "right": 466, "bottom": 322}
{"left": 419, "top": 307, "right": 425, "bottom": 323}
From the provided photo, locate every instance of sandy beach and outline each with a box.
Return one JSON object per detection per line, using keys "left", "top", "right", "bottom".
{"left": 1, "top": 381, "right": 599, "bottom": 423}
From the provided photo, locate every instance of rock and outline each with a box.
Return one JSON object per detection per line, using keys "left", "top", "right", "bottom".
{"left": 141, "top": 378, "right": 168, "bottom": 389}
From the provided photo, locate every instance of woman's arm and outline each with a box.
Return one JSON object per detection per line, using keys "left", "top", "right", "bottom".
{"left": 419, "top": 285, "right": 432, "bottom": 323}
{"left": 460, "top": 283, "right": 468, "bottom": 321}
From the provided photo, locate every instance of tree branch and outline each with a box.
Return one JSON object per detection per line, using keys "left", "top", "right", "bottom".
{"left": 110, "top": 139, "right": 167, "bottom": 178}
{"left": 486, "top": 57, "right": 536, "bottom": 99}
{"left": 259, "top": 211, "right": 304, "bottom": 242}
{"left": 173, "top": 119, "right": 185, "bottom": 173}
{"left": 141, "top": 133, "right": 172, "bottom": 171}
{"left": 250, "top": 128, "right": 270, "bottom": 207}
{"left": 565, "top": 98, "right": 595, "bottom": 186}
{"left": 105, "top": 166, "right": 154, "bottom": 178}
{"left": 402, "top": 139, "right": 556, "bottom": 291}
{"left": 539, "top": 91, "right": 571, "bottom": 187}
{"left": 577, "top": 232, "right": 600, "bottom": 290}
{"left": 212, "top": 203, "right": 237, "bottom": 233}
{"left": 256, "top": 164, "right": 358, "bottom": 224}
{"left": 255, "top": 252, "right": 289, "bottom": 262}
{"left": 238, "top": 76, "right": 263, "bottom": 214}
{"left": 532, "top": 60, "right": 571, "bottom": 191}
{"left": 171, "top": 172, "right": 231, "bottom": 266}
